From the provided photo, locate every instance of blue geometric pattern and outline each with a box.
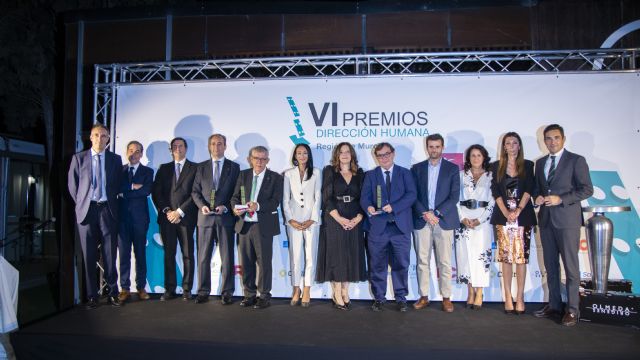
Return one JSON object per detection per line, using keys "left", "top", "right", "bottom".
{"left": 588, "top": 171, "right": 640, "bottom": 293}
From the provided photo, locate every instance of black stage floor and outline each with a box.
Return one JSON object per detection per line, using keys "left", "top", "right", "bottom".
{"left": 11, "top": 297, "right": 640, "bottom": 360}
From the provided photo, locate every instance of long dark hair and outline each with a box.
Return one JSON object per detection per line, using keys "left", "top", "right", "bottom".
{"left": 497, "top": 132, "right": 525, "bottom": 182}
{"left": 291, "top": 143, "right": 314, "bottom": 180}
{"left": 463, "top": 144, "right": 491, "bottom": 172}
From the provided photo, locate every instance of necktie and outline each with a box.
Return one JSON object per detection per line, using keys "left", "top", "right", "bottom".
{"left": 213, "top": 160, "right": 220, "bottom": 190}
{"left": 175, "top": 162, "right": 181, "bottom": 183}
{"left": 250, "top": 175, "right": 258, "bottom": 201}
{"left": 94, "top": 154, "right": 103, "bottom": 200}
{"left": 128, "top": 166, "right": 134, "bottom": 183}
{"left": 547, "top": 155, "right": 556, "bottom": 187}
{"left": 384, "top": 170, "right": 391, "bottom": 200}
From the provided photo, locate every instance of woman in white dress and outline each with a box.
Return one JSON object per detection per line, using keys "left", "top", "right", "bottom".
{"left": 454, "top": 144, "right": 495, "bottom": 309}
{"left": 283, "top": 143, "right": 322, "bottom": 307}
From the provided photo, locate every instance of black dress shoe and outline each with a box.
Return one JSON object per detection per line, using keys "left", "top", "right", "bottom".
{"left": 85, "top": 297, "right": 98, "bottom": 310}
{"left": 253, "top": 298, "right": 270, "bottom": 309}
{"left": 561, "top": 312, "right": 578, "bottom": 327}
{"left": 107, "top": 296, "right": 122, "bottom": 307}
{"left": 195, "top": 294, "right": 209, "bottom": 304}
{"left": 371, "top": 300, "right": 384, "bottom": 312}
{"left": 182, "top": 291, "right": 192, "bottom": 301}
{"left": 397, "top": 301, "right": 408, "bottom": 312}
{"left": 160, "top": 292, "right": 176, "bottom": 301}
{"left": 240, "top": 297, "right": 257, "bottom": 307}
{"left": 533, "top": 304, "right": 560, "bottom": 318}
{"left": 221, "top": 294, "right": 233, "bottom": 305}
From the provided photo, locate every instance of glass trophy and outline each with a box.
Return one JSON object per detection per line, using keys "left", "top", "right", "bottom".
{"left": 371, "top": 185, "right": 384, "bottom": 215}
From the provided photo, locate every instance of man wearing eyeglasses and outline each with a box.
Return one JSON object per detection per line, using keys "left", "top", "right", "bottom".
{"left": 231, "top": 146, "right": 283, "bottom": 309}
{"left": 411, "top": 133, "right": 460, "bottom": 312}
{"left": 361, "top": 142, "right": 417, "bottom": 312}
{"left": 151, "top": 137, "right": 198, "bottom": 301}
{"left": 117, "top": 141, "right": 154, "bottom": 303}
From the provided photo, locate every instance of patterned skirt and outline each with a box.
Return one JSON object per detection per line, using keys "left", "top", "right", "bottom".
{"left": 495, "top": 225, "right": 532, "bottom": 264}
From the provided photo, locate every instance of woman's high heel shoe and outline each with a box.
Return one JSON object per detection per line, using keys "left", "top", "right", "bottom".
{"left": 332, "top": 295, "right": 347, "bottom": 311}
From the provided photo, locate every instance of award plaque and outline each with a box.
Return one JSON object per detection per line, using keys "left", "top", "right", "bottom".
{"left": 240, "top": 185, "right": 247, "bottom": 204}
{"left": 206, "top": 189, "right": 216, "bottom": 215}
{"left": 370, "top": 185, "right": 384, "bottom": 216}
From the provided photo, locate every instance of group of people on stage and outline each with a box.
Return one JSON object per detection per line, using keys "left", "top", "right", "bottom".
{"left": 68, "top": 123, "right": 593, "bottom": 327}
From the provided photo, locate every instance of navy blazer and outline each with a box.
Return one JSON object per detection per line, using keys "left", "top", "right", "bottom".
{"left": 230, "top": 168, "right": 283, "bottom": 237}
{"left": 68, "top": 149, "right": 123, "bottom": 223}
{"left": 411, "top": 158, "right": 460, "bottom": 230}
{"left": 192, "top": 158, "right": 240, "bottom": 227}
{"left": 360, "top": 165, "right": 417, "bottom": 235}
{"left": 119, "top": 164, "right": 153, "bottom": 225}
{"left": 534, "top": 150, "right": 593, "bottom": 228}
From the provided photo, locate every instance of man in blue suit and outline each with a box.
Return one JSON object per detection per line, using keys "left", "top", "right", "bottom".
{"left": 117, "top": 140, "right": 154, "bottom": 303}
{"left": 361, "top": 142, "right": 417, "bottom": 312}
{"left": 411, "top": 133, "right": 460, "bottom": 312}
{"left": 68, "top": 123, "right": 123, "bottom": 309}
{"left": 192, "top": 134, "right": 240, "bottom": 304}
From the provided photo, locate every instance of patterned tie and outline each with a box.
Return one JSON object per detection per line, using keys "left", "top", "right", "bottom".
{"left": 213, "top": 160, "right": 220, "bottom": 190}
{"left": 175, "top": 162, "right": 181, "bottom": 183}
{"left": 94, "top": 154, "right": 103, "bottom": 200}
{"left": 547, "top": 155, "right": 556, "bottom": 187}
{"left": 250, "top": 175, "right": 258, "bottom": 201}
{"left": 384, "top": 170, "right": 391, "bottom": 200}
{"left": 128, "top": 166, "right": 134, "bottom": 183}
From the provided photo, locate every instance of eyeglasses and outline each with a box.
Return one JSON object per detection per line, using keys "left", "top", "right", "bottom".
{"left": 252, "top": 156, "right": 268, "bottom": 162}
{"left": 375, "top": 151, "right": 393, "bottom": 159}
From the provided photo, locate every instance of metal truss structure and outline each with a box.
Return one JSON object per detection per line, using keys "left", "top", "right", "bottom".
{"left": 94, "top": 48, "right": 639, "bottom": 127}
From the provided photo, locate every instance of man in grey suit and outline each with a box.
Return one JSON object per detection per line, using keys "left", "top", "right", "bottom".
{"left": 231, "top": 146, "right": 283, "bottom": 309}
{"left": 68, "top": 123, "right": 123, "bottom": 309}
{"left": 192, "top": 134, "right": 240, "bottom": 304}
{"left": 534, "top": 124, "right": 593, "bottom": 327}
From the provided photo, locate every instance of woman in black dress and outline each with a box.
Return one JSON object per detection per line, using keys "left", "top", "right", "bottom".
{"left": 316, "top": 142, "right": 367, "bottom": 310}
{"left": 490, "top": 132, "right": 537, "bottom": 315}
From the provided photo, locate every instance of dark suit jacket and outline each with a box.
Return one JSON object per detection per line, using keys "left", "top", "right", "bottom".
{"left": 151, "top": 159, "right": 198, "bottom": 227}
{"left": 68, "top": 149, "right": 123, "bottom": 223}
{"left": 192, "top": 158, "right": 240, "bottom": 227}
{"left": 360, "top": 165, "right": 417, "bottom": 235}
{"left": 535, "top": 150, "right": 593, "bottom": 228}
{"left": 119, "top": 164, "right": 153, "bottom": 224}
{"left": 230, "top": 168, "right": 283, "bottom": 237}
{"left": 490, "top": 160, "right": 537, "bottom": 227}
{"left": 411, "top": 158, "right": 460, "bottom": 230}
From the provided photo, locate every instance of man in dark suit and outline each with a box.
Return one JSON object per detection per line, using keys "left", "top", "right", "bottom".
{"left": 151, "top": 137, "right": 198, "bottom": 301}
{"left": 361, "top": 142, "right": 417, "bottom": 312}
{"left": 534, "top": 124, "right": 593, "bottom": 327}
{"left": 68, "top": 123, "right": 123, "bottom": 309}
{"left": 191, "top": 134, "right": 240, "bottom": 304}
{"left": 411, "top": 133, "right": 460, "bottom": 312}
{"left": 231, "top": 146, "right": 283, "bottom": 309}
{"left": 117, "top": 140, "right": 153, "bottom": 303}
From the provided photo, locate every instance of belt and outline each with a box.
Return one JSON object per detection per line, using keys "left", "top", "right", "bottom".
{"left": 460, "top": 199, "right": 489, "bottom": 209}
{"left": 91, "top": 201, "right": 108, "bottom": 206}
{"left": 336, "top": 195, "right": 355, "bottom": 203}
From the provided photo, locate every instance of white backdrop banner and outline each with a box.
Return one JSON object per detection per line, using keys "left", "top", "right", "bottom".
{"left": 114, "top": 72, "right": 640, "bottom": 302}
